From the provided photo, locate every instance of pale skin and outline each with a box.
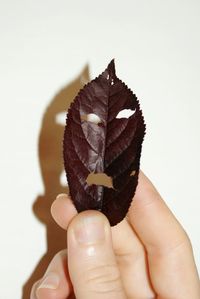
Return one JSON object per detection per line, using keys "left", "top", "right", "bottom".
{"left": 31, "top": 172, "right": 200, "bottom": 299}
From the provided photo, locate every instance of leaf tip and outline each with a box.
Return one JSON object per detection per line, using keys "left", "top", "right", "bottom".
{"left": 107, "top": 58, "right": 116, "bottom": 76}
{"left": 101, "top": 59, "right": 116, "bottom": 80}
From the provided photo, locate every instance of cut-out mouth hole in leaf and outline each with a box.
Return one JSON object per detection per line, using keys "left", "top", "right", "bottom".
{"left": 63, "top": 59, "right": 146, "bottom": 226}
{"left": 86, "top": 172, "right": 114, "bottom": 189}
{"left": 81, "top": 113, "right": 102, "bottom": 124}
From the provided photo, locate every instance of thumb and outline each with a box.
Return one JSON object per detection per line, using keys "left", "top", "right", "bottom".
{"left": 67, "top": 210, "right": 126, "bottom": 299}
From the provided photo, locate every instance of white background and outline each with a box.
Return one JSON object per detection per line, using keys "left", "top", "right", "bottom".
{"left": 0, "top": 1, "right": 200, "bottom": 298}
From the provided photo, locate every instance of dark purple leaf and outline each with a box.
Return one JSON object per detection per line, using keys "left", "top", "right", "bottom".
{"left": 63, "top": 60, "right": 146, "bottom": 226}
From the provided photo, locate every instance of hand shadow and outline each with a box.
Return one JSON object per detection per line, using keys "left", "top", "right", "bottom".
{"left": 22, "top": 65, "right": 90, "bottom": 299}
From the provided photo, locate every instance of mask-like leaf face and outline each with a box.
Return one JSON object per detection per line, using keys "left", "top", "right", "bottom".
{"left": 63, "top": 60, "right": 146, "bottom": 226}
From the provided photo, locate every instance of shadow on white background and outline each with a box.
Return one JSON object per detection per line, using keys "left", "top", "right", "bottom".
{"left": 22, "top": 65, "right": 90, "bottom": 299}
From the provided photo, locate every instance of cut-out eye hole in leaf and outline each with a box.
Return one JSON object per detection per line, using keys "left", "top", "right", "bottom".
{"left": 63, "top": 59, "right": 146, "bottom": 226}
{"left": 116, "top": 108, "right": 136, "bottom": 119}
{"left": 81, "top": 113, "right": 102, "bottom": 124}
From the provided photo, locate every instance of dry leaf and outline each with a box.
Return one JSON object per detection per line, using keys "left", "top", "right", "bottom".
{"left": 63, "top": 60, "right": 145, "bottom": 225}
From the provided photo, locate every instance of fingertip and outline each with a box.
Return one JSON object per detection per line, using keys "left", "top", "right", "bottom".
{"left": 35, "top": 250, "right": 71, "bottom": 299}
{"left": 36, "top": 287, "right": 58, "bottom": 299}
{"left": 67, "top": 210, "right": 111, "bottom": 254}
{"left": 51, "top": 194, "right": 77, "bottom": 230}
{"left": 68, "top": 210, "right": 110, "bottom": 233}
{"left": 30, "top": 280, "right": 41, "bottom": 299}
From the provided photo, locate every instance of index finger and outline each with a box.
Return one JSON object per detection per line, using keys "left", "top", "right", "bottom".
{"left": 128, "top": 171, "right": 200, "bottom": 298}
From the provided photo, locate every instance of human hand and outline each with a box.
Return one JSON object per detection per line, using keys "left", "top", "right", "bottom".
{"left": 31, "top": 172, "right": 200, "bottom": 299}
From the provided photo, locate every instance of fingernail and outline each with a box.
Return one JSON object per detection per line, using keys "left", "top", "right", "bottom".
{"left": 73, "top": 214, "right": 105, "bottom": 244}
{"left": 38, "top": 272, "right": 60, "bottom": 290}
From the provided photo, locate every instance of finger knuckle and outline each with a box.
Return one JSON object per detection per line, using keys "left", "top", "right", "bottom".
{"left": 170, "top": 227, "right": 192, "bottom": 251}
{"left": 84, "top": 263, "right": 123, "bottom": 294}
{"left": 182, "top": 228, "right": 191, "bottom": 243}
{"left": 178, "top": 228, "right": 193, "bottom": 250}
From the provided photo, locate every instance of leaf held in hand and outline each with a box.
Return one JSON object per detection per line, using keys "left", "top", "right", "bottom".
{"left": 63, "top": 60, "right": 146, "bottom": 226}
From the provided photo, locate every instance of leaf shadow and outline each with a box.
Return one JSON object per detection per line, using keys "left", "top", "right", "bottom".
{"left": 22, "top": 65, "right": 90, "bottom": 299}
